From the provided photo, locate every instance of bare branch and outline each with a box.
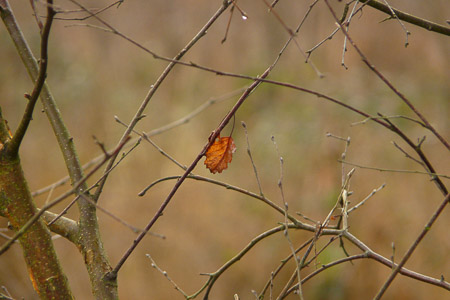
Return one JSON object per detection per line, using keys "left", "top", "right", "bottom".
{"left": 360, "top": 0, "right": 450, "bottom": 36}
{"left": 241, "top": 122, "right": 265, "bottom": 197}
{"left": 380, "top": 0, "right": 410, "bottom": 47}
{"left": 0, "top": 137, "right": 128, "bottom": 254}
{"left": 112, "top": 68, "right": 272, "bottom": 277}
{"left": 146, "top": 254, "right": 188, "bottom": 298}
{"left": 339, "top": 160, "right": 450, "bottom": 179}
{"left": 31, "top": 86, "right": 244, "bottom": 198}
{"left": 324, "top": 0, "right": 450, "bottom": 151}
{"left": 374, "top": 193, "right": 450, "bottom": 298}
{"left": 6, "top": 0, "right": 55, "bottom": 156}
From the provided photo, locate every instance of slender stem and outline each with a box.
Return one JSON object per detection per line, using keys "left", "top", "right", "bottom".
{"left": 112, "top": 68, "right": 270, "bottom": 276}
{"left": 324, "top": 0, "right": 450, "bottom": 151}
{"left": 6, "top": 1, "right": 55, "bottom": 156}
{"left": 338, "top": 160, "right": 450, "bottom": 179}
{"left": 0, "top": 138, "right": 127, "bottom": 255}
{"left": 360, "top": 0, "right": 450, "bottom": 36}
{"left": 373, "top": 193, "right": 450, "bottom": 299}
{"left": 140, "top": 174, "right": 299, "bottom": 223}
{"left": 62, "top": 0, "right": 232, "bottom": 202}
{"left": 201, "top": 224, "right": 299, "bottom": 299}
{"left": 284, "top": 254, "right": 368, "bottom": 296}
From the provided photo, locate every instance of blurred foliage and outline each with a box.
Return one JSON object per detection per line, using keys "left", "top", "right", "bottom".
{"left": 0, "top": 0, "right": 449, "bottom": 299}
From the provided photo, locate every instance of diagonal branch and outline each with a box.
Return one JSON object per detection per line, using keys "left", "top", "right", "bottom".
{"left": 374, "top": 193, "right": 450, "bottom": 299}
{"left": 6, "top": 1, "right": 55, "bottom": 157}
{"left": 0, "top": 137, "right": 128, "bottom": 255}
{"left": 285, "top": 230, "right": 450, "bottom": 296}
{"left": 63, "top": 0, "right": 233, "bottom": 202}
{"left": 111, "top": 67, "right": 270, "bottom": 278}
{"left": 324, "top": 0, "right": 449, "bottom": 152}
{"left": 360, "top": 0, "right": 450, "bottom": 36}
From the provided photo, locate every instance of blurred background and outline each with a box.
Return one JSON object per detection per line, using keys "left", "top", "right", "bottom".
{"left": 0, "top": 0, "right": 449, "bottom": 299}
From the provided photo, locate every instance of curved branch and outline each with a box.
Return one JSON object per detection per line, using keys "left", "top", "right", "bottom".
{"left": 40, "top": 210, "right": 78, "bottom": 243}
{"left": 200, "top": 224, "right": 298, "bottom": 299}
{"left": 139, "top": 175, "right": 299, "bottom": 224}
{"left": 344, "top": 231, "right": 450, "bottom": 291}
{"left": 6, "top": 1, "right": 54, "bottom": 156}
{"left": 283, "top": 230, "right": 450, "bottom": 297}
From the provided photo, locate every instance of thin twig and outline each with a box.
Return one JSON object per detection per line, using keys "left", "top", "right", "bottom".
{"left": 138, "top": 175, "right": 298, "bottom": 224}
{"left": 380, "top": 0, "right": 410, "bottom": 47}
{"left": 0, "top": 231, "right": 18, "bottom": 243}
{"left": 241, "top": 121, "right": 264, "bottom": 197}
{"left": 67, "top": 0, "right": 233, "bottom": 203}
{"left": 54, "top": 0, "right": 121, "bottom": 21}
{"left": 197, "top": 224, "right": 300, "bottom": 299}
{"left": 261, "top": 0, "right": 323, "bottom": 77}
{"left": 272, "top": 135, "right": 304, "bottom": 300}
{"left": 324, "top": 0, "right": 450, "bottom": 151}
{"left": 0, "top": 138, "right": 128, "bottom": 254}
{"left": 57, "top": 3, "right": 398, "bottom": 135}
{"left": 359, "top": 0, "right": 449, "bottom": 36}
{"left": 373, "top": 193, "right": 450, "bottom": 299}
{"left": 146, "top": 254, "right": 187, "bottom": 297}
{"left": 31, "top": 86, "right": 244, "bottom": 198}
{"left": 48, "top": 137, "right": 141, "bottom": 227}
{"left": 6, "top": 0, "right": 55, "bottom": 157}
{"left": 340, "top": 1, "right": 360, "bottom": 69}
{"left": 377, "top": 113, "right": 448, "bottom": 195}
{"left": 348, "top": 183, "right": 385, "bottom": 213}
{"left": 29, "top": 0, "right": 43, "bottom": 30}
{"left": 306, "top": 2, "right": 363, "bottom": 60}
{"left": 0, "top": 285, "right": 13, "bottom": 300}
{"left": 326, "top": 132, "right": 351, "bottom": 186}
{"left": 222, "top": 1, "right": 235, "bottom": 43}
{"left": 391, "top": 141, "right": 424, "bottom": 167}
{"left": 114, "top": 116, "right": 187, "bottom": 171}
{"left": 287, "top": 253, "right": 369, "bottom": 294}
{"left": 323, "top": 169, "right": 355, "bottom": 228}
{"left": 112, "top": 65, "right": 271, "bottom": 278}
{"left": 351, "top": 114, "right": 427, "bottom": 128}
{"left": 113, "top": 2, "right": 313, "bottom": 276}
{"left": 259, "top": 238, "right": 314, "bottom": 298}
{"left": 338, "top": 160, "right": 450, "bottom": 179}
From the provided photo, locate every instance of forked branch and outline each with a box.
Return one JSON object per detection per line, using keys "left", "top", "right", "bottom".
{"left": 360, "top": 0, "right": 450, "bottom": 36}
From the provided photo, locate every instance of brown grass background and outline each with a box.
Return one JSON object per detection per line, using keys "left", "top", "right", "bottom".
{"left": 0, "top": 0, "right": 449, "bottom": 299}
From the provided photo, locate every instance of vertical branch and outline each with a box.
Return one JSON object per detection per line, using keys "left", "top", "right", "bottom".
{"left": 0, "top": 2, "right": 73, "bottom": 298}
{"left": 0, "top": 0, "right": 118, "bottom": 298}
{"left": 241, "top": 122, "right": 265, "bottom": 197}
{"left": 0, "top": 158, "right": 73, "bottom": 299}
{"left": 272, "top": 135, "right": 304, "bottom": 300}
{"left": 5, "top": 0, "right": 54, "bottom": 157}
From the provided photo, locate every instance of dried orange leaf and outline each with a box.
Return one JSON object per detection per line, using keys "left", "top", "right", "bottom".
{"left": 204, "top": 136, "right": 236, "bottom": 174}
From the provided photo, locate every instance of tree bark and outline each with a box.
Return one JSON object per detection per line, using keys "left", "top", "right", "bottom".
{"left": 0, "top": 113, "right": 73, "bottom": 298}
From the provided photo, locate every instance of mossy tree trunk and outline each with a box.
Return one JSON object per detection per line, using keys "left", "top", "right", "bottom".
{"left": 0, "top": 108, "right": 73, "bottom": 299}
